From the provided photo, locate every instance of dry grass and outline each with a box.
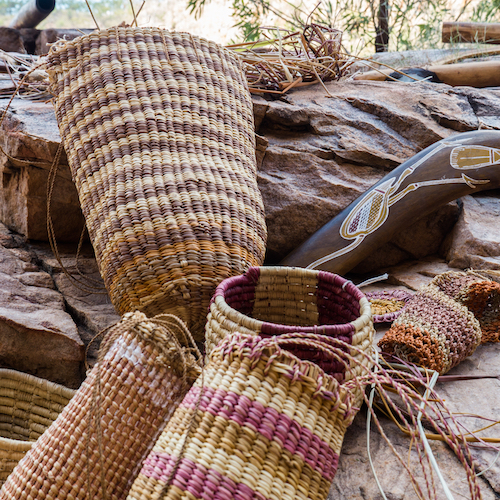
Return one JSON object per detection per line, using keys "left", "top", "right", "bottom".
{"left": 0, "top": 50, "right": 50, "bottom": 101}
{"left": 227, "top": 24, "right": 355, "bottom": 94}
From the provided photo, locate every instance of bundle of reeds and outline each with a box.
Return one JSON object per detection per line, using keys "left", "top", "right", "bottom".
{"left": 227, "top": 24, "right": 353, "bottom": 94}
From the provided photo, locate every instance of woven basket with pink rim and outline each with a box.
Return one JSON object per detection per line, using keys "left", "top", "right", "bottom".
{"left": 205, "top": 266, "right": 374, "bottom": 404}
{"left": 126, "top": 332, "right": 360, "bottom": 500}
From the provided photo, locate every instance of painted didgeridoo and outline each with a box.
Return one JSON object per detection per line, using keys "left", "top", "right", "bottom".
{"left": 280, "top": 130, "right": 500, "bottom": 274}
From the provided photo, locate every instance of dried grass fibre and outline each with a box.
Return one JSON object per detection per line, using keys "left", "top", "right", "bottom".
{"left": 228, "top": 24, "right": 352, "bottom": 94}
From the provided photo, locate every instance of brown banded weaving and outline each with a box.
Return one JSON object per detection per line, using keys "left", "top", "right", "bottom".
{"left": 46, "top": 28, "right": 267, "bottom": 339}
{"left": 431, "top": 270, "right": 500, "bottom": 343}
{"left": 378, "top": 283, "right": 483, "bottom": 374}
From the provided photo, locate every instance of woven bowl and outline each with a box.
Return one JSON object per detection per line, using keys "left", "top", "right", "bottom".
{"left": 46, "top": 27, "right": 267, "bottom": 340}
{"left": 127, "top": 332, "right": 358, "bottom": 500}
{"left": 205, "top": 266, "right": 374, "bottom": 403}
{"left": 0, "top": 369, "right": 75, "bottom": 485}
{"left": 364, "top": 289, "right": 413, "bottom": 323}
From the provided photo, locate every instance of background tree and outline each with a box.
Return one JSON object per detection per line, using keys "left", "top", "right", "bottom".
{"left": 187, "top": 0, "right": 500, "bottom": 53}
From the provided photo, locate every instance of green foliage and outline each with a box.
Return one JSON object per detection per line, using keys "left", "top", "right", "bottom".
{"left": 186, "top": 0, "right": 500, "bottom": 53}
{"left": 0, "top": 0, "right": 133, "bottom": 29}
{"left": 471, "top": 0, "right": 500, "bottom": 23}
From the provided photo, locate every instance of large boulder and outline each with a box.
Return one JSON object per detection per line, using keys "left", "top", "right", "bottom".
{"left": 0, "top": 222, "right": 119, "bottom": 387}
{"left": 256, "top": 80, "right": 500, "bottom": 267}
{"left": 0, "top": 224, "right": 84, "bottom": 387}
{"left": 0, "top": 95, "right": 86, "bottom": 243}
{"left": 4, "top": 79, "right": 500, "bottom": 272}
{"left": 445, "top": 192, "right": 500, "bottom": 269}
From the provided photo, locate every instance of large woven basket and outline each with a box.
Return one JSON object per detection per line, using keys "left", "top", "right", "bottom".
{"left": 46, "top": 27, "right": 267, "bottom": 339}
{"left": 127, "top": 332, "right": 358, "bottom": 500}
{"left": 0, "top": 369, "right": 75, "bottom": 485}
{"left": 0, "top": 312, "right": 201, "bottom": 499}
{"left": 205, "top": 266, "right": 374, "bottom": 403}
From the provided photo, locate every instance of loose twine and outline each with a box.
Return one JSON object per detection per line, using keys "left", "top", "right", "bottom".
{"left": 0, "top": 60, "right": 107, "bottom": 294}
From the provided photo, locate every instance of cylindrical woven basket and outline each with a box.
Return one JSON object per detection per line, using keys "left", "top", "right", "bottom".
{"left": 378, "top": 283, "right": 482, "bottom": 374}
{"left": 431, "top": 270, "right": 500, "bottom": 343}
{"left": 0, "top": 369, "right": 75, "bottom": 485}
{"left": 0, "top": 311, "right": 201, "bottom": 499}
{"left": 127, "top": 332, "right": 358, "bottom": 500}
{"left": 46, "top": 27, "right": 267, "bottom": 339}
{"left": 205, "top": 266, "right": 374, "bottom": 403}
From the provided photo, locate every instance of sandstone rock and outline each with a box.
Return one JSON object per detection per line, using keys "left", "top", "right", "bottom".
{"left": 3, "top": 81, "right": 500, "bottom": 272}
{"left": 330, "top": 408, "right": 497, "bottom": 499}
{"left": 446, "top": 192, "right": 500, "bottom": 269}
{"left": 257, "top": 80, "right": 500, "bottom": 264}
{"left": 18, "top": 28, "right": 40, "bottom": 54}
{"left": 0, "top": 27, "right": 25, "bottom": 53}
{"left": 432, "top": 339, "right": 500, "bottom": 497}
{"left": 0, "top": 98, "right": 85, "bottom": 242}
{"left": 380, "top": 257, "right": 461, "bottom": 290}
{"left": 32, "top": 243, "right": 120, "bottom": 364}
{"left": 0, "top": 226, "right": 84, "bottom": 387}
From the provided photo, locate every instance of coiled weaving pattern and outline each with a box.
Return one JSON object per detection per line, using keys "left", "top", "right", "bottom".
{"left": 0, "top": 312, "right": 201, "bottom": 499}
{"left": 46, "top": 28, "right": 267, "bottom": 338}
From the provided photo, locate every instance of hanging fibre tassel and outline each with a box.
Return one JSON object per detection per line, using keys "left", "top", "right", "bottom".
{"left": 127, "top": 332, "right": 358, "bottom": 500}
{"left": 45, "top": 27, "right": 267, "bottom": 340}
{"left": 378, "top": 283, "right": 482, "bottom": 374}
{"left": 0, "top": 312, "right": 201, "bottom": 499}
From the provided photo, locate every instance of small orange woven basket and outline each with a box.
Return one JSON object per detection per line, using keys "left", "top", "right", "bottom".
{"left": 46, "top": 27, "right": 267, "bottom": 339}
{"left": 0, "top": 312, "right": 201, "bottom": 499}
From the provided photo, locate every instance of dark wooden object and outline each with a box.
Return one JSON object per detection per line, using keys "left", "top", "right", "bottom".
{"left": 442, "top": 21, "right": 500, "bottom": 44}
{"left": 353, "top": 60, "right": 500, "bottom": 88}
{"left": 280, "top": 130, "right": 500, "bottom": 274}
{"left": 10, "top": 0, "right": 55, "bottom": 29}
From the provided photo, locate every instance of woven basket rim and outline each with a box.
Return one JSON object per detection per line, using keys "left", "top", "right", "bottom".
{"left": 211, "top": 266, "right": 372, "bottom": 334}
{"left": 364, "top": 289, "right": 413, "bottom": 323}
{"left": 213, "top": 332, "right": 353, "bottom": 398}
{"left": 47, "top": 26, "right": 239, "bottom": 68}
{"left": 0, "top": 369, "right": 75, "bottom": 401}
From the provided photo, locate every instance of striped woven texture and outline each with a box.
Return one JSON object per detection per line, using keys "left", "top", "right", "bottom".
{"left": 205, "top": 266, "right": 374, "bottom": 405}
{"left": 364, "top": 289, "right": 413, "bottom": 323}
{"left": 0, "top": 312, "right": 201, "bottom": 499}
{"left": 378, "top": 283, "right": 482, "bottom": 374}
{"left": 431, "top": 270, "right": 500, "bottom": 343}
{"left": 127, "top": 332, "right": 358, "bottom": 500}
{"left": 46, "top": 27, "right": 267, "bottom": 339}
{"left": 0, "top": 370, "right": 75, "bottom": 485}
